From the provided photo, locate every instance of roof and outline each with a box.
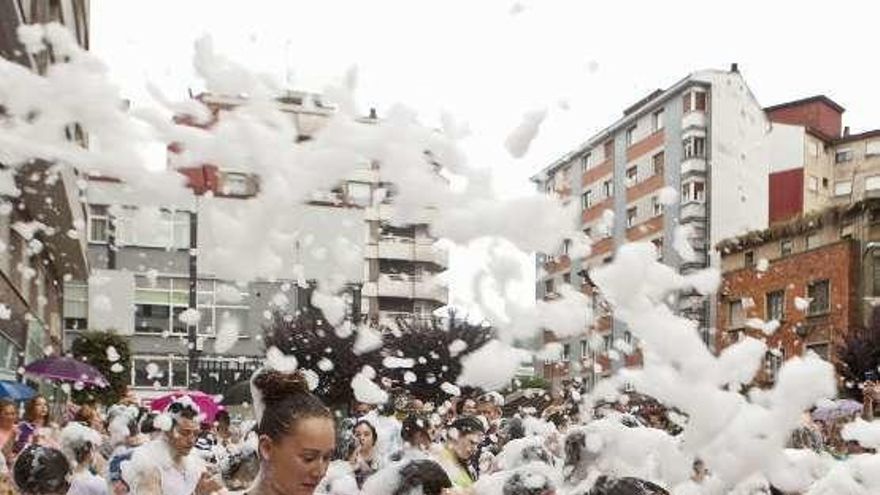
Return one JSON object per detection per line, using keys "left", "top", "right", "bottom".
{"left": 763, "top": 95, "right": 846, "bottom": 114}
{"left": 834, "top": 129, "right": 880, "bottom": 146}
{"left": 716, "top": 198, "right": 880, "bottom": 254}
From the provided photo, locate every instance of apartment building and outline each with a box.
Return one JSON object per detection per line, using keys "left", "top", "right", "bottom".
{"left": 715, "top": 199, "right": 880, "bottom": 386}
{"left": 533, "top": 65, "right": 774, "bottom": 389}
{"left": 0, "top": 0, "right": 90, "bottom": 380}
{"left": 765, "top": 95, "right": 880, "bottom": 226}
{"left": 182, "top": 93, "right": 449, "bottom": 326}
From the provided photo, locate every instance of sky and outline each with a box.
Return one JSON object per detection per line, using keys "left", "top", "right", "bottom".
{"left": 91, "top": 0, "right": 880, "bottom": 192}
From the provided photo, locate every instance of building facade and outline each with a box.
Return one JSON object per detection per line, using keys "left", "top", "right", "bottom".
{"left": 533, "top": 66, "right": 775, "bottom": 389}
{"left": 716, "top": 200, "right": 880, "bottom": 385}
{"left": 0, "top": 0, "right": 90, "bottom": 380}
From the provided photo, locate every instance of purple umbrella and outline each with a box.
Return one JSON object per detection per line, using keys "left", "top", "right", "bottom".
{"left": 24, "top": 356, "right": 109, "bottom": 388}
{"left": 812, "top": 399, "right": 863, "bottom": 422}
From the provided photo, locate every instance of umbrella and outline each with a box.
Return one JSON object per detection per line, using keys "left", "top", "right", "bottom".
{"left": 812, "top": 399, "right": 863, "bottom": 422}
{"left": 150, "top": 391, "right": 223, "bottom": 423}
{"left": 24, "top": 356, "right": 108, "bottom": 388}
{"left": 220, "top": 381, "right": 252, "bottom": 406}
{"left": 0, "top": 380, "right": 35, "bottom": 401}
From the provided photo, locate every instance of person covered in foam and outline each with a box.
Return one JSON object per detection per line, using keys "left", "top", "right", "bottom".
{"left": 121, "top": 396, "right": 221, "bottom": 495}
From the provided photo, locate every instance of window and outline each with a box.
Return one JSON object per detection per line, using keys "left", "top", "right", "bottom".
{"left": 563, "top": 272, "right": 571, "bottom": 285}
{"left": 682, "top": 181, "right": 706, "bottom": 203}
{"left": 765, "top": 350, "right": 784, "bottom": 383}
{"left": 867, "top": 141, "right": 880, "bottom": 157}
{"left": 694, "top": 92, "right": 707, "bottom": 111}
{"left": 651, "top": 238, "right": 663, "bottom": 260}
{"left": 683, "top": 91, "right": 707, "bottom": 113}
{"left": 652, "top": 109, "right": 664, "bottom": 132}
{"left": 683, "top": 136, "right": 706, "bottom": 159}
{"left": 805, "top": 232, "right": 818, "bottom": 249}
{"left": 603, "top": 334, "right": 613, "bottom": 352}
{"left": 132, "top": 358, "right": 189, "bottom": 388}
{"left": 626, "top": 207, "right": 637, "bottom": 228}
{"left": 626, "top": 125, "right": 637, "bottom": 146}
{"left": 603, "top": 139, "right": 614, "bottom": 161}
{"left": 603, "top": 180, "right": 613, "bottom": 198}
{"left": 807, "top": 175, "right": 819, "bottom": 192}
{"left": 652, "top": 196, "right": 663, "bottom": 217}
{"left": 835, "top": 149, "right": 853, "bottom": 163}
{"left": 584, "top": 227, "right": 592, "bottom": 239}
{"left": 766, "top": 290, "right": 785, "bottom": 321}
{"left": 625, "top": 166, "right": 638, "bottom": 187}
{"left": 63, "top": 283, "right": 88, "bottom": 331}
{"left": 822, "top": 178, "right": 829, "bottom": 189}
{"left": 866, "top": 176, "right": 880, "bottom": 191}
{"left": 780, "top": 239, "right": 793, "bottom": 257}
{"left": 582, "top": 190, "right": 593, "bottom": 210}
{"left": 562, "top": 344, "right": 571, "bottom": 362}
{"left": 581, "top": 152, "right": 592, "bottom": 172}
{"left": 580, "top": 340, "right": 588, "bottom": 359}
{"left": 807, "top": 280, "right": 830, "bottom": 315}
{"left": 544, "top": 279, "right": 555, "bottom": 295}
{"left": 88, "top": 205, "right": 109, "bottom": 243}
{"left": 805, "top": 342, "right": 830, "bottom": 361}
{"left": 652, "top": 152, "right": 664, "bottom": 176}
{"left": 744, "top": 251, "right": 755, "bottom": 268}
{"left": 624, "top": 331, "right": 632, "bottom": 344}
{"left": 562, "top": 239, "right": 571, "bottom": 256}
{"left": 221, "top": 173, "right": 253, "bottom": 196}
{"left": 834, "top": 181, "right": 853, "bottom": 196}
{"left": 873, "top": 256, "right": 880, "bottom": 297}
{"left": 728, "top": 300, "right": 745, "bottom": 328}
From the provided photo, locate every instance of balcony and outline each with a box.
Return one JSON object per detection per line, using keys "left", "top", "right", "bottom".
{"left": 363, "top": 274, "right": 448, "bottom": 303}
{"left": 365, "top": 237, "right": 448, "bottom": 267}
{"left": 348, "top": 168, "right": 380, "bottom": 184}
{"left": 679, "top": 202, "right": 707, "bottom": 221}
{"left": 682, "top": 111, "right": 707, "bottom": 131}
{"left": 680, "top": 157, "right": 707, "bottom": 177}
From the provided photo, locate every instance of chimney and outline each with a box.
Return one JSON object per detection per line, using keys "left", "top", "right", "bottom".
{"left": 730, "top": 63, "right": 739, "bottom": 73}
{"left": 844, "top": 126, "right": 850, "bottom": 137}
{"left": 368, "top": 108, "right": 378, "bottom": 119}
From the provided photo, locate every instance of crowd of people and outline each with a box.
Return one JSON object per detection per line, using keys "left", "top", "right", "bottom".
{"left": 0, "top": 372, "right": 874, "bottom": 495}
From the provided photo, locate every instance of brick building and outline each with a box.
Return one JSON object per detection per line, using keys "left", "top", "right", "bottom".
{"left": 716, "top": 199, "right": 880, "bottom": 385}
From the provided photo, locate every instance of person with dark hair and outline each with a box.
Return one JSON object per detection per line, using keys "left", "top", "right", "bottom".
{"left": 15, "top": 395, "right": 56, "bottom": 453}
{"left": 247, "top": 367, "right": 336, "bottom": 495}
{"left": 400, "top": 414, "right": 432, "bottom": 452}
{"left": 124, "top": 397, "right": 220, "bottom": 495}
{"left": 434, "top": 416, "right": 485, "bottom": 489}
{"left": 13, "top": 444, "right": 70, "bottom": 494}
{"left": 362, "top": 459, "right": 452, "bottom": 495}
{"left": 348, "top": 419, "right": 380, "bottom": 487}
{"left": 0, "top": 399, "right": 17, "bottom": 468}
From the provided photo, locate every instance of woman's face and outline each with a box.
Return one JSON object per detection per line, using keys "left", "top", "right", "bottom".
{"left": 34, "top": 398, "right": 48, "bottom": 420}
{"left": 354, "top": 423, "right": 375, "bottom": 450}
{"left": 0, "top": 405, "right": 16, "bottom": 428}
{"left": 261, "top": 416, "right": 335, "bottom": 495}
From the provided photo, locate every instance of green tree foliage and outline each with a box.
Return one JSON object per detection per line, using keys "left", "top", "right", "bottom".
{"left": 262, "top": 306, "right": 495, "bottom": 409}
{"left": 69, "top": 331, "right": 131, "bottom": 405}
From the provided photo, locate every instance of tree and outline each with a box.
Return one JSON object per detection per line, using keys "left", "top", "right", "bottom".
{"left": 69, "top": 331, "right": 132, "bottom": 405}
{"left": 836, "top": 307, "right": 880, "bottom": 401}
{"left": 262, "top": 306, "right": 496, "bottom": 409}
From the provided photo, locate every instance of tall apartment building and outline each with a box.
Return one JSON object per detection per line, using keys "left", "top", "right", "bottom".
{"left": 532, "top": 65, "right": 775, "bottom": 389}
{"left": 0, "top": 0, "right": 90, "bottom": 380}
{"left": 65, "top": 91, "right": 448, "bottom": 399}
{"left": 181, "top": 93, "right": 448, "bottom": 327}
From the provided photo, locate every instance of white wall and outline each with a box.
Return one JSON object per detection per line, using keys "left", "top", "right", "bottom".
{"left": 765, "top": 123, "right": 805, "bottom": 173}
{"left": 703, "top": 71, "right": 771, "bottom": 249}
{"left": 88, "top": 269, "right": 135, "bottom": 334}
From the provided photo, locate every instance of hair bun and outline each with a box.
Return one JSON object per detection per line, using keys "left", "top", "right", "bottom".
{"left": 252, "top": 369, "right": 309, "bottom": 402}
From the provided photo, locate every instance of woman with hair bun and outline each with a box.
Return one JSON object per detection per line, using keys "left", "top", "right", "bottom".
{"left": 247, "top": 368, "right": 336, "bottom": 495}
